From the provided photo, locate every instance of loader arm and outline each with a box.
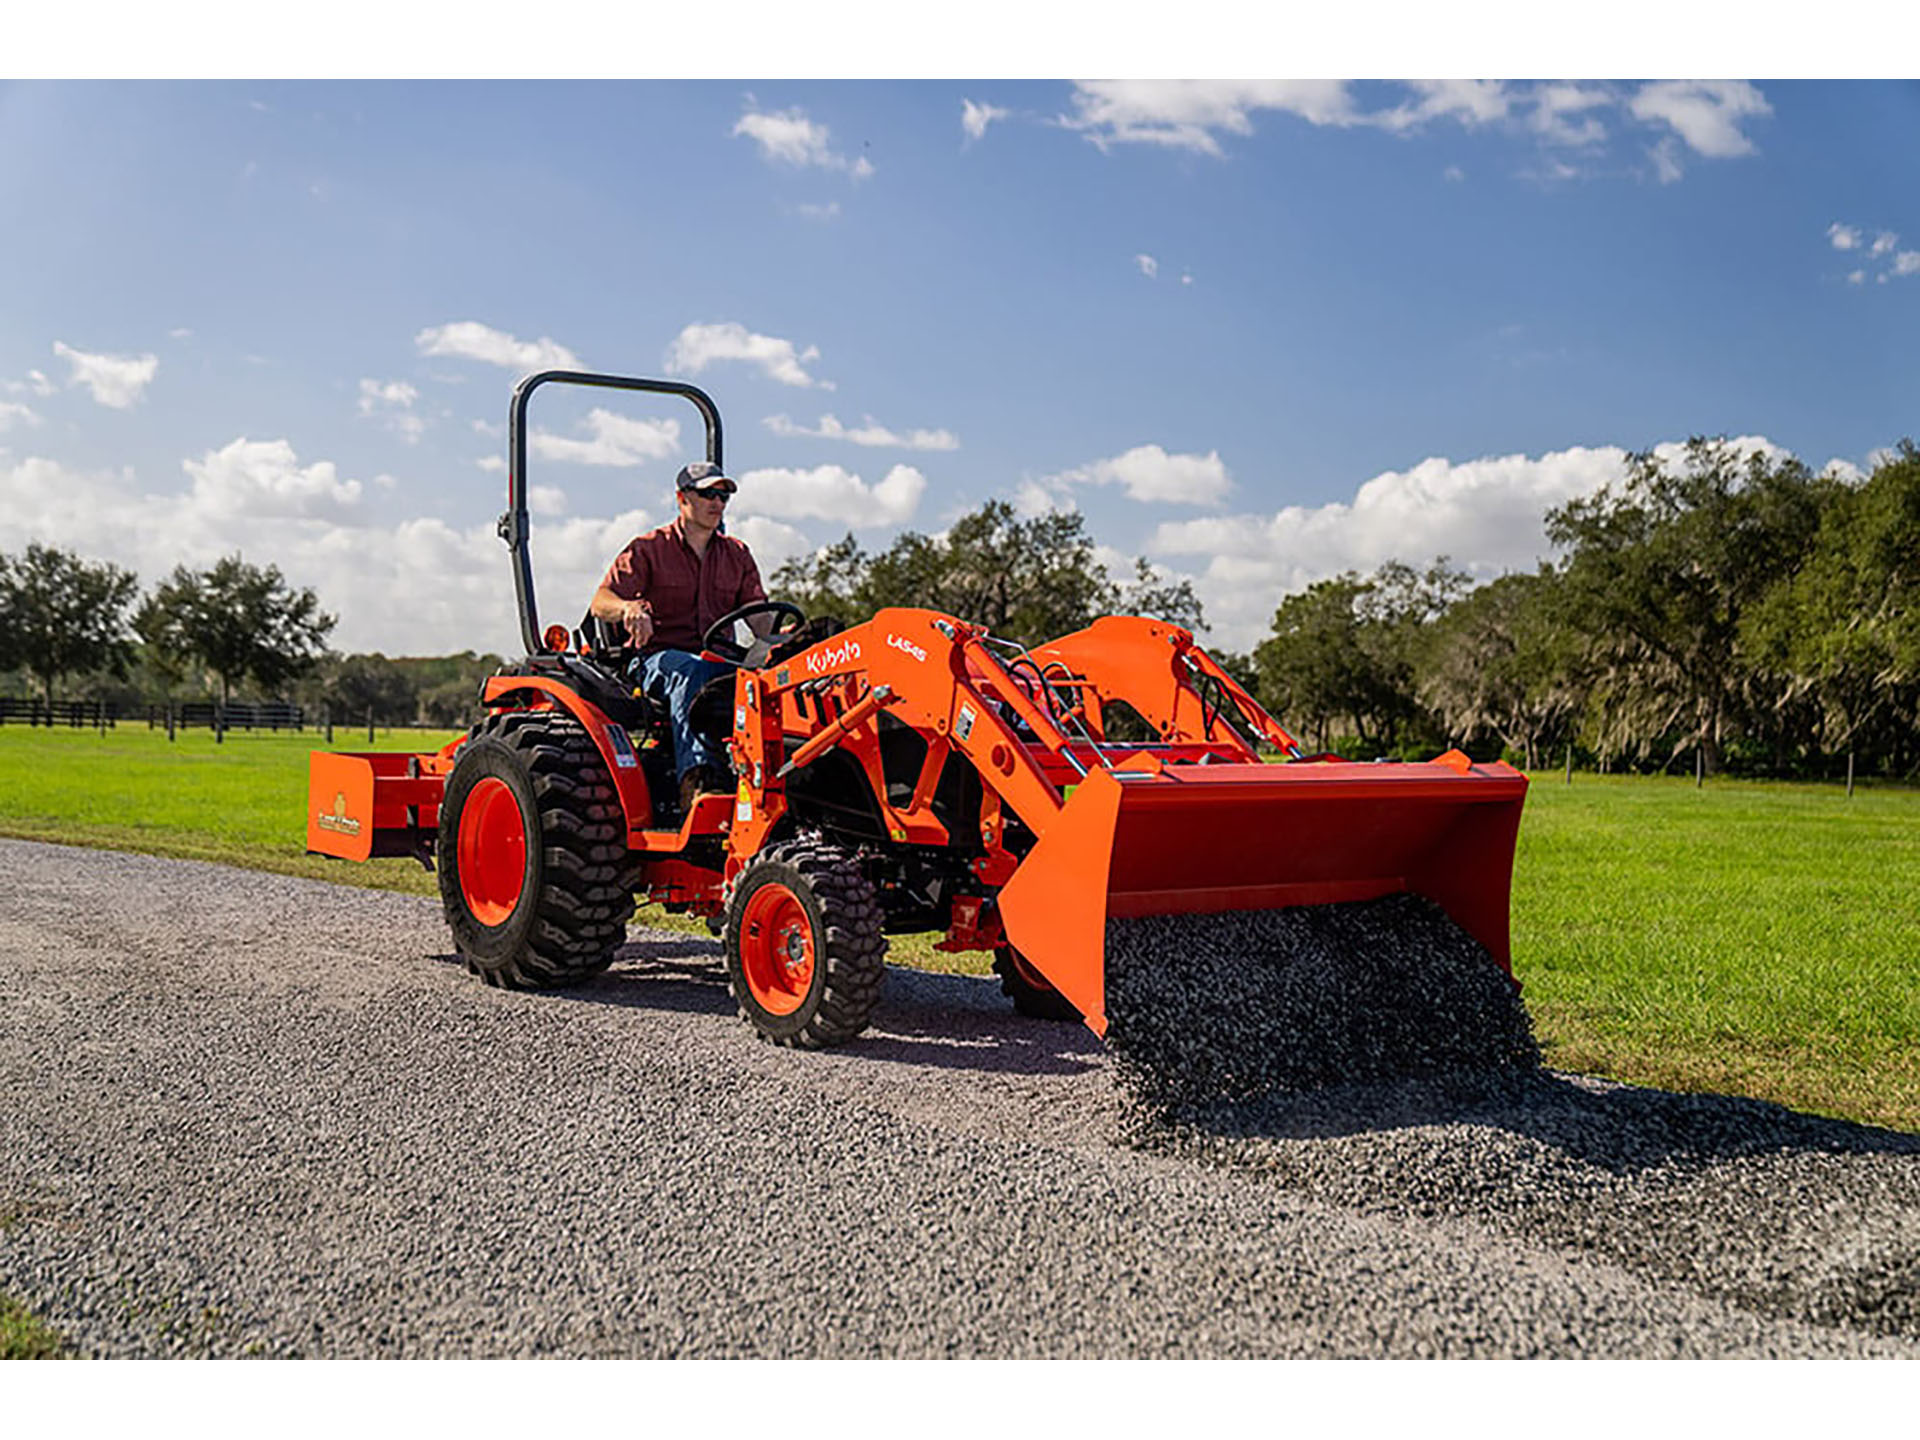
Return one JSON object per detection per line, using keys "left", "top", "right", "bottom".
{"left": 726, "top": 608, "right": 1078, "bottom": 867}
{"left": 1029, "top": 616, "right": 1301, "bottom": 754}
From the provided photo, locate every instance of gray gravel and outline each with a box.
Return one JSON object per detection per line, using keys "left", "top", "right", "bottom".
{"left": 2, "top": 836, "right": 1916, "bottom": 1358}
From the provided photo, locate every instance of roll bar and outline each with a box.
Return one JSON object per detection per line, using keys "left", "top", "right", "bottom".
{"left": 497, "top": 371, "right": 723, "bottom": 656}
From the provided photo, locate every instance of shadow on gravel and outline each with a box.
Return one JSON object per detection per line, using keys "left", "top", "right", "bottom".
{"left": 850, "top": 967, "right": 1105, "bottom": 1079}
{"left": 1155, "top": 1070, "right": 1920, "bottom": 1176}
{"left": 429, "top": 933, "right": 1105, "bottom": 1078}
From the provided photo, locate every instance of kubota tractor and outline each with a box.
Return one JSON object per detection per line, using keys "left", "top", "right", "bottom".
{"left": 307, "top": 371, "right": 1529, "bottom": 1047}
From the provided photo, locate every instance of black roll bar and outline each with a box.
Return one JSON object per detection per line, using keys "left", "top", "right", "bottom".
{"left": 498, "top": 370, "right": 723, "bottom": 656}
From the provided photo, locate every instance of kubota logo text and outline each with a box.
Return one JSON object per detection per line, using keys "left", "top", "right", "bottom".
{"left": 315, "top": 791, "right": 362, "bottom": 836}
{"left": 887, "top": 633, "right": 927, "bottom": 662}
{"left": 806, "top": 638, "right": 862, "bottom": 674}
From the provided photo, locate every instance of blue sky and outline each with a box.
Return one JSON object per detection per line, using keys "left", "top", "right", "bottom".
{"left": 3, "top": 67, "right": 1917, "bottom": 655}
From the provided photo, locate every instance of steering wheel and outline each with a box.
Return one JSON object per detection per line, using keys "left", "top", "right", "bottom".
{"left": 701, "top": 600, "right": 808, "bottom": 669}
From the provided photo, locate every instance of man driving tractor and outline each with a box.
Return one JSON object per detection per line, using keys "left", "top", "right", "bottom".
{"left": 588, "top": 459, "right": 765, "bottom": 811}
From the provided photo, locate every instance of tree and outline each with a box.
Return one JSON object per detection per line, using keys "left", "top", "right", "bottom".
{"left": 1419, "top": 568, "right": 1585, "bottom": 767}
{"left": 0, "top": 542, "right": 140, "bottom": 704}
{"left": 1253, "top": 559, "right": 1462, "bottom": 755}
{"left": 1545, "top": 438, "right": 1822, "bottom": 773}
{"left": 770, "top": 500, "right": 1205, "bottom": 643}
{"left": 137, "top": 555, "right": 336, "bottom": 711}
{"left": 321, "top": 653, "right": 419, "bottom": 726}
{"left": 1742, "top": 442, "right": 1920, "bottom": 775}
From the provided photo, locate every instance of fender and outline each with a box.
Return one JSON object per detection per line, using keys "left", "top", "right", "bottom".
{"left": 481, "top": 673, "right": 656, "bottom": 833}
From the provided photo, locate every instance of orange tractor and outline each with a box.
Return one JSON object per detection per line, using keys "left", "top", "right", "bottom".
{"left": 308, "top": 371, "right": 1529, "bottom": 1047}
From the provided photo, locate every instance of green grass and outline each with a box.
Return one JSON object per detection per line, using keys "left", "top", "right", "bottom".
{"left": 0, "top": 1292, "right": 65, "bottom": 1359}
{"left": 1512, "top": 773, "right": 1920, "bottom": 1132}
{"left": 1, "top": 723, "right": 1915, "bottom": 1130}
{"left": 0, "top": 722, "right": 460, "bottom": 898}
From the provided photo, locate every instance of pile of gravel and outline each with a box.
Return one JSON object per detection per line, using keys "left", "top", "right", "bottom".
{"left": 1104, "top": 893, "right": 1540, "bottom": 1113}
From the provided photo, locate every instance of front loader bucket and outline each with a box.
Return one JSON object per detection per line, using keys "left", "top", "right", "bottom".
{"left": 994, "top": 755, "right": 1528, "bottom": 1037}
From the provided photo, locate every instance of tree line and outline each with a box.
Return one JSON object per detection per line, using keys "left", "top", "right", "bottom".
{"left": 0, "top": 549, "right": 499, "bottom": 728}
{"left": 1251, "top": 439, "right": 1919, "bottom": 779}
{"left": 4, "top": 434, "right": 1913, "bottom": 775}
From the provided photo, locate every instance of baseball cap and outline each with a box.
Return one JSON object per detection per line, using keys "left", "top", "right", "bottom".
{"left": 675, "top": 460, "right": 737, "bottom": 495}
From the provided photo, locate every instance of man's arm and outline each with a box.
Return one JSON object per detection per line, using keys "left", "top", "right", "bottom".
{"left": 738, "top": 552, "right": 774, "bottom": 638}
{"left": 591, "top": 583, "right": 654, "bottom": 647}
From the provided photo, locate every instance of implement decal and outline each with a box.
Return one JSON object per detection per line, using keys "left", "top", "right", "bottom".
{"left": 315, "top": 790, "right": 362, "bottom": 836}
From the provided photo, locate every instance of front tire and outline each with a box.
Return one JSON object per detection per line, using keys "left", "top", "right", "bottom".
{"left": 436, "top": 711, "right": 633, "bottom": 988}
{"left": 992, "top": 944, "right": 1081, "bottom": 1022}
{"left": 723, "top": 839, "right": 886, "bottom": 1047}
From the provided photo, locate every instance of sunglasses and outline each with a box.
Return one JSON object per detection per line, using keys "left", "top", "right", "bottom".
{"left": 687, "top": 487, "right": 733, "bottom": 502}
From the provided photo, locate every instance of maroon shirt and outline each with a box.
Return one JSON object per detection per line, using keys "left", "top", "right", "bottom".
{"left": 600, "top": 519, "right": 766, "bottom": 653}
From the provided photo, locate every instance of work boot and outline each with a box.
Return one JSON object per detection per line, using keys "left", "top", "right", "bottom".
{"left": 679, "top": 765, "right": 728, "bottom": 813}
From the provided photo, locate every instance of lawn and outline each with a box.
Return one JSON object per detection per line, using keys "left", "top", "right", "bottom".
{"left": 1, "top": 722, "right": 1915, "bottom": 1131}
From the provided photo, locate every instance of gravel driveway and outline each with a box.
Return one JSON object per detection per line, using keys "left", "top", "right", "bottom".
{"left": 2, "top": 837, "right": 1915, "bottom": 1358}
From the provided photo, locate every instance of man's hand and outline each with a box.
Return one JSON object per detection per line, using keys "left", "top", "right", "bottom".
{"left": 621, "top": 599, "right": 654, "bottom": 648}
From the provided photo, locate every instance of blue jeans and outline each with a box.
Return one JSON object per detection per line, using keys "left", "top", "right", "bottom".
{"left": 633, "top": 649, "right": 735, "bottom": 781}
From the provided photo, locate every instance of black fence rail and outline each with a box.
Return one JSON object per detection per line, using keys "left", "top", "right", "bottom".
{"left": 0, "top": 698, "right": 310, "bottom": 732}
{"left": 0, "top": 697, "right": 123, "bottom": 728}
{"left": 165, "top": 701, "right": 306, "bottom": 731}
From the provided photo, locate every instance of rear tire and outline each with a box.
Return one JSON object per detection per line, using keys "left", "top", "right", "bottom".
{"left": 993, "top": 944, "right": 1081, "bottom": 1022}
{"left": 436, "top": 711, "right": 633, "bottom": 988}
{"left": 723, "top": 839, "right": 886, "bottom": 1047}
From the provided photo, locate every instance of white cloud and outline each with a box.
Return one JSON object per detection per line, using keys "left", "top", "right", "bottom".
{"left": 415, "top": 321, "right": 581, "bottom": 372}
{"left": 0, "top": 401, "right": 38, "bottom": 432}
{"left": 477, "top": 454, "right": 506, "bottom": 473}
{"left": 1528, "top": 83, "right": 1612, "bottom": 147}
{"left": 1181, "top": 273, "right": 1194, "bottom": 287}
{"left": 0, "top": 446, "right": 669, "bottom": 656}
{"left": 666, "top": 321, "right": 830, "bottom": 389}
{"left": 169, "top": 328, "right": 193, "bottom": 340}
{"left": 528, "top": 408, "right": 681, "bottom": 467}
{"left": 1135, "top": 253, "right": 1158, "bottom": 279}
{"left": 26, "top": 369, "right": 54, "bottom": 397}
{"left": 1848, "top": 270, "right": 1867, "bottom": 286}
{"left": 1062, "top": 79, "right": 1359, "bottom": 155}
{"left": 358, "top": 379, "right": 418, "bottom": 410}
{"left": 1870, "top": 231, "right": 1898, "bottom": 258}
{"left": 1828, "top": 222, "right": 1862, "bottom": 251}
{"left": 762, "top": 413, "right": 958, "bottom": 451}
{"left": 962, "top": 99, "right": 1008, "bottom": 142}
{"left": 1064, "top": 79, "right": 1769, "bottom": 183}
{"left": 184, "top": 438, "right": 363, "bottom": 520}
{"left": 1649, "top": 138, "right": 1685, "bottom": 185}
{"left": 795, "top": 201, "right": 841, "bottom": 221}
{"left": 732, "top": 103, "right": 874, "bottom": 180}
{"left": 725, "top": 514, "right": 816, "bottom": 575}
{"left": 527, "top": 485, "right": 567, "bottom": 516}
{"left": 52, "top": 341, "right": 159, "bottom": 408}
{"left": 1373, "top": 80, "right": 1512, "bottom": 134}
{"left": 1628, "top": 80, "right": 1770, "bottom": 159}
{"left": 1896, "top": 252, "right": 1920, "bottom": 277}
{"left": 1146, "top": 437, "right": 1787, "bottom": 651}
{"left": 1012, "top": 478, "right": 1071, "bottom": 518}
{"left": 734, "top": 462, "right": 927, "bottom": 527}
{"left": 357, "top": 378, "right": 424, "bottom": 443}
{"left": 1045, "top": 444, "right": 1232, "bottom": 507}
{"left": 1443, "top": 165, "right": 1466, "bottom": 182}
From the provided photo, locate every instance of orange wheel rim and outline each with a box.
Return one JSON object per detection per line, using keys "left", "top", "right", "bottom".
{"left": 458, "top": 776, "right": 527, "bottom": 926}
{"left": 739, "top": 883, "right": 816, "bottom": 1016}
